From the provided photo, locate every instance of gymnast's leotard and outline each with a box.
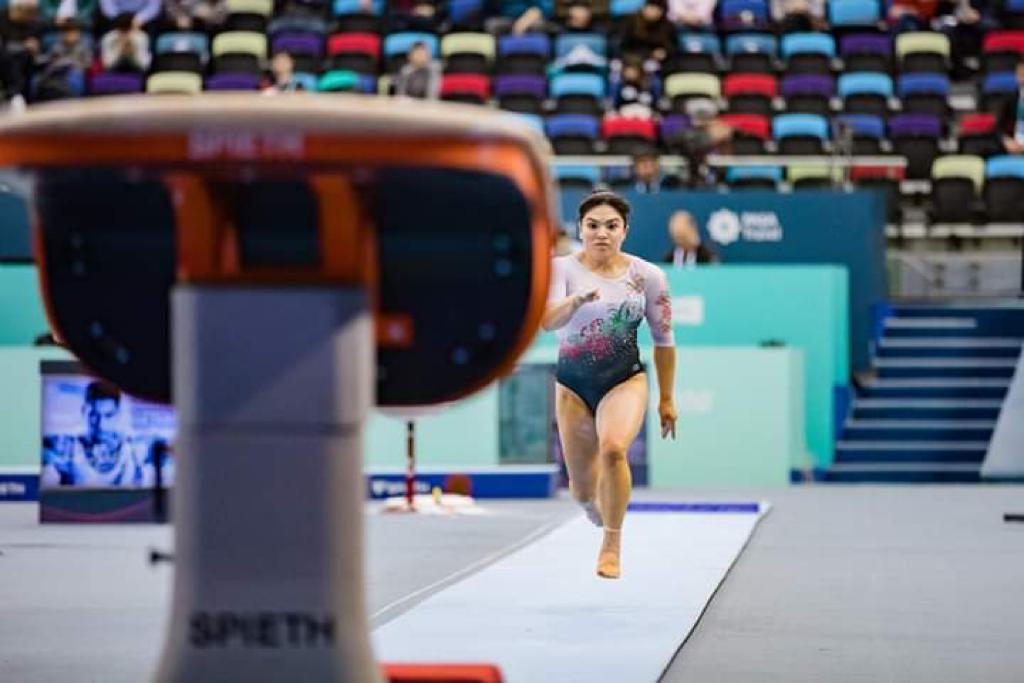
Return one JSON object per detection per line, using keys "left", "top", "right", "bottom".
{"left": 548, "top": 254, "right": 675, "bottom": 413}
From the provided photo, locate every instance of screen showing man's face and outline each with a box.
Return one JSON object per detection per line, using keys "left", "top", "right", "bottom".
{"left": 84, "top": 397, "right": 119, "bottom": 439}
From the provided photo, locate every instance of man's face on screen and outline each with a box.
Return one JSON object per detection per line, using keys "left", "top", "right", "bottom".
{"left": 84, "top": 397, "right": 119, "bottom": 439}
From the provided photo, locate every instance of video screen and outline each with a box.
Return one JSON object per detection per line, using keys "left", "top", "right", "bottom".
{"left": 40, "top": 364, "right": 175, "bottom": 490}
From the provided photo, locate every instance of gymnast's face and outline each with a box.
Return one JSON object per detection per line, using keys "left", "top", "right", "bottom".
{"left": 580, "top": 204, "right": 628, "bottom": 258}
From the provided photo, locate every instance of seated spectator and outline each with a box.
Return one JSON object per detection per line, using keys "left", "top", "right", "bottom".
{"left": 668, "top": 0, "right": 716, "bottom": 30}
{"left": 887, "top": 0, "right": 938, "bottom": 33}
{"left": 99, "top": 0, "right": 161, "bottom": 29}
{"left": 388, "top": 0, "right": 444, "bottom": 32}
{"left": 621, "top": 0, "right": 674, "bottom": 67}
{"left": 0, "top": 0, "right": 45, "bottom": 105}
{"left": 662, "top": 210, "right": 719, "bottom": 267}
{"left": 33, "top": 18, "right": 91, "bottom": 100}
{"left": 630, "top": 149, "right": 682, "bottom": 192}
{"left": 677, "top": 98, "right": 732, "bottom": 185}
{"left": 40, "top": 0, "right": 97, "bottom": 27}
{"left": 101, "top": 11, "right": 151, "bottom": 72}
{"left": 935, "top": 0, "right": 997, "bottom": 78}
{"left": 558, "top": 0, "right": 608, "bottom": 31}
{"left": 393, "top": 41, "right": 441, "bottom": 99}
{"left": 999, "top": 61, "right": 1024, "bottom": 154}
{"left": 771, "top": 0, "right": 826, "bottom": 32}
{"left": 485, "top": 0, "right": 556, "bottom": 34}
{"left": 613, "top": 56, "right": 656, "bottom": 118}
{"left": 263, "top": 51, "right": 304, "bottom": 91}
{"left": 163, "top": 0, "right": 228, "bottom": 32}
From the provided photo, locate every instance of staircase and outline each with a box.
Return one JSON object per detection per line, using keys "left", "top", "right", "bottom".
{"left": 826, "top": 303, "right": 1024, "bottom": 483}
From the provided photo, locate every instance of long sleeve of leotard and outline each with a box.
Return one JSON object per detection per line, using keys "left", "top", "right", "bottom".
{"left": 548, "top": 256, "right": 568, "bottom": 302}
{"left": 644, "top": 266, "right": 675, "bottom": 347}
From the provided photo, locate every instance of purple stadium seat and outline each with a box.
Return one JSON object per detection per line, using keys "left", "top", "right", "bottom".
{"left": 493, "top": 74, "right": 546, "bottom": 98}
{"left": 271, "top": 33, "right": 324, "bottom": 58}
{"left": 659, "top": 114, "right": 691, "bottom": 140}
{"left": 780, "top": 73, "right": 834, "bottom": 97}
{"left": 206, "top": 73, "right": 262, "bottom": 91}
{"left": 89, "top": 72, "right": 144, "bottom": 95}
{"left": 889, "top": 113, "right": 942, "bottom": 138}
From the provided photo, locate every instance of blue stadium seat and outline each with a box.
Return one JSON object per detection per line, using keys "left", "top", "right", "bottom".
{"left": 545, "top": 114, "right": 600, "bottom": 154}
{"left": 839, "top": 72, "right": 893, "bottom": 117}
{"left": 498, "top": 33, "right": 550, "bottom": 58}
{"left": 725, "top": 33, "right": 777, "bottom": 73}
{"left": 781, "top": 32, "right": 835, "bottom": 74}
{"left": 981, "top": 71, "right": 1017, "bottom": 111}
{"left": 834, "top": 113, "right": 886, "bottom": 153}
{"left": 829, "top": 0, "right": 880, "bottom": 26}
{"left": 156, "top": 32, "right": 209, "bottom": 61}
{"left": 549, "top": 72, "right": 605, "bottom": 98}
{"left": 383, "top": 32, "right": 439, "bottom": 60}
{"left": 720, "top": 0, "right": 770, "bottom": 25}
{"left": 554, "top": 32, "right": 608, "bottom": 60}
{"left": 985, "top": 155, "right": 1024, "bottom": 220}
{"left": 773, "top": 113, "right": 829, "bottom": 154}
{"left": 554, "top": 164, "right": 601, "bottom": 188}
{"left": 897, "top": 73, "right": 949, "bottom": 117}
{"left": 677, "top": 32, "right": 720, "bottom": 54}
{"left": 333, "top": 0, "right": 383, "bottom": 14}
{"left": 781, "top": 32, "right": 836, "bottom": 58}
{"left": 725, "top": 165, "right": 783, "bottom": 189}
{"left": 610, "top": 0, "right": 644, "bottom": 14}
{"left": 505, "top": 112, "right": 545, "bottom": 135}
{"left": 987, "top": 155, "right": 1024, "bottom": 179}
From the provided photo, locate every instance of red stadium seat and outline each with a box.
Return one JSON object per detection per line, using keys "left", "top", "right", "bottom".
{"left": 601, "top": 116, "right": 658, "bottom": 154}
{"left": 718, "top": 112, "right": 771, "bottom": 139}
{"left": 723, "top": 73, "right": 777, "bottom": 117}
{"left": 722, "top": 73, "right": 778, "bottom": 98}
{"left": 982, "top": 31, "right": 1024, "bottom": 73}
{"left": 327, "top": 33, "right": 382, "bottom": 59}
{"left": 440, "top": 73, "right": 491, "bottom": 104}
{"left": 959, "top": 113, "right": 997, "bottom": 136}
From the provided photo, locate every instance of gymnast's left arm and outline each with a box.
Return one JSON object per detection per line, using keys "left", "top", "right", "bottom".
{"left": 646, "top": 268, "right": 677, "bottom": 439}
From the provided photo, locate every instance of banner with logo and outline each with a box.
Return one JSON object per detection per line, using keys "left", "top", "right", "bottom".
{"left": 560, "top": 189, "right": 887, "bottom": 372}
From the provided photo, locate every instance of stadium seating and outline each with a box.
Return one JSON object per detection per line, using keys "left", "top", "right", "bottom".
{"left": 930, "top": 155, "right": 985, "bottom": 223}
{"left": 984, "top": 155, "right": 1024, "bottom": 221}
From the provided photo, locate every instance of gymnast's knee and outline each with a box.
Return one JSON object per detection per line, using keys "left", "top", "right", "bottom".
{"left": 598, "top": 444, "right": 628, "bottom": 469}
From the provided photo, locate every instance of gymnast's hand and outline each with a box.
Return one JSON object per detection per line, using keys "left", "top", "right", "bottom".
{"left": 574, "top": 289, "right": 600, "bottom": 308}
{"left": 659, "top": 398, "right": 677, "bottom": 439}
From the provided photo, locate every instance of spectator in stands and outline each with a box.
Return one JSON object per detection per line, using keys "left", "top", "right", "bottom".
{"left": 99, "top": 0, "right": 161, "bottom": 30}
{"left": 771, "top": 0, "right": 827, "bottom": 32}
{"left": 163, "top": 0, "right": 228, "bottom": 32}
{"left": 40, "top": 0, "right": 97, "bottom": 27}
{"left": 999, "top": 60, "right": 1024, "bottom": 154}
{"left": 33, "top": 17, "right": 91, "bottom": 100}
{"left": 613, "top": 55, "right": 656, "bottom": 119}
{"left": 677, "top": 97, "right": 732, "bottom": 185}
{"left": 394, "top": 40, "right": 441, "bottom": 99}
{"left": 887, "top": 0, "right": 938, "bottom": 32}
{"left": 936, "top": 0, "right": 997, "bottom": 78}
{"left": 485, "top": 0, "right": 556, "bottom": 34}
{"left": 668, "top": 0, "right": 716, "bottom": 30}
{"left": 263, "top": 51, "right": 305, "bottom": 91}
{"left": 0, "top": 0, "right": 44, "bottom": 106}
{"left": 662, "top": 210, "right": 719, "bottom": 267}
{"left": 559, "top": 0, "right": 600, "bottom": 31}
{"left": 630, "top": 149, "right": 682, "bottom": 192}
{"left": 388, "top": 0, "right": 444, "bottom": 33}
{"left": 621, "top": 0, "right": 674, "bottom": 66}
{"left": 101, "top": 11, "right": 151, "bottom": 72}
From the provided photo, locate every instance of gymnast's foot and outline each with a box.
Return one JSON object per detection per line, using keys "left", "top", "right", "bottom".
{"left": 596, "top": 528, "right": 621, "bottom": 579}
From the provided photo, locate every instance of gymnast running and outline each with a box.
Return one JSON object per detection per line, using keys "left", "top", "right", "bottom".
{"left": 542, "top": 190, "right": 677, "bottom": 580}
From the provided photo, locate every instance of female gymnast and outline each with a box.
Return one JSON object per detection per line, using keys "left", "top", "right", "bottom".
{"left": 542, "top": 190, "right": 677, "bottom": 580}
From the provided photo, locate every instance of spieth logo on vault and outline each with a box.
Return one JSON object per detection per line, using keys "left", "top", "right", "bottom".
{"left": 707, "top": 209, "right": 783, "bottom": 245}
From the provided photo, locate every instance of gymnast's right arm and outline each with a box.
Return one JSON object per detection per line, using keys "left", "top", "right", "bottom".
{"left": 541, "top": 290, "right": 598, "bottom": 331}
{"left": 541, "top": 258, "right": 598, "bottom": 331}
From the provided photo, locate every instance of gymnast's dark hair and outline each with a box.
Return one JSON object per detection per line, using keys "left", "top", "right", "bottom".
{"left": 577, "top": 191, "right": 631, "bottom": 226}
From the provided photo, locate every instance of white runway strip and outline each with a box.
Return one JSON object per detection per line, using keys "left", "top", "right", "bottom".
{"left": 373, "top": 502, "right": 770, "bottom": 682}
